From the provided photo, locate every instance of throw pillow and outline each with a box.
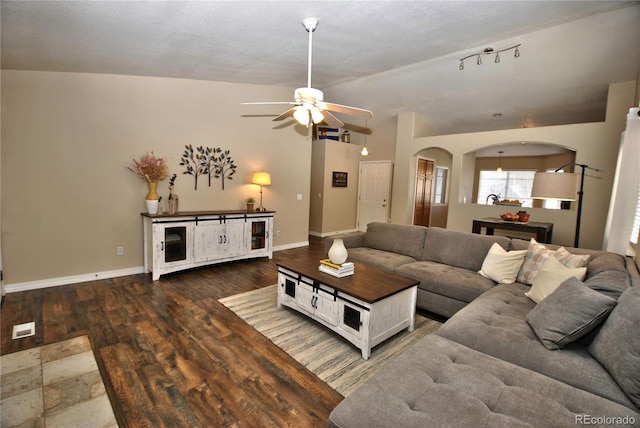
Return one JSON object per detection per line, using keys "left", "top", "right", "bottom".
{"left": 588, "top": 286, "right": 640, "bottom": 408}
{"left": 554, "top": 246, "right": 590, "bottom": 268}
{"left": 525, "top": 256, "right": 587, "bottom": 303}
{"left": 526, "top": 277, "right": 617, "bottom": 350}
{"left": 517, "top": 238, "right": 552, "bottom": 285}
{"left": 478, "top": 243, "right": 527, "bottom": 284}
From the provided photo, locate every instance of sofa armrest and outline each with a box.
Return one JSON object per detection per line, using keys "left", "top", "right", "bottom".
{"left": 324, "top": 232, "right": 366, "bottom": 253}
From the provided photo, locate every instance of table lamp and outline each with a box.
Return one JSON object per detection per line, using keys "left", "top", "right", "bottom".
{"left": 251, "top": 172, "right": 271, "bottom": 212}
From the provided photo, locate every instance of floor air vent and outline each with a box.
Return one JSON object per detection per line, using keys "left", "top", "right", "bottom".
{"left": 12, "top": 322, "right": 35, "bottom": 339}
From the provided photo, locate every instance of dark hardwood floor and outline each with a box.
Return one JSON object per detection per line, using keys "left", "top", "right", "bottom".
{"left": 1, "top": 236, "right": 344, "bottom": 427}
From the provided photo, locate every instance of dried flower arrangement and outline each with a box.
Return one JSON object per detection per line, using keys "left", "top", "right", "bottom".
{"left": 127, "top": 151, "right": 170, "bottom": 183}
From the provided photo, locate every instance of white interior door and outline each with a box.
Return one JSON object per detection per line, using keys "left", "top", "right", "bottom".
{"left": 357, "top": 161, "right": 391, "bottom": 231}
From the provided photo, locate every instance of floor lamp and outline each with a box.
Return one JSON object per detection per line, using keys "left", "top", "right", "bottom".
{"left": 531, "top": 163, "right": 601, "bottom": 248}
{"left": 251, "top": 172, "right": 271, "bottom": 212}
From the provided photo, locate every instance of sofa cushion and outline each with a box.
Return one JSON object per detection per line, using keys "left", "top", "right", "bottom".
{"left": 584, "top": 269, "right": 631, "bottom": 299}
{"left": 587, "top": 252, "right": 629, "bottom": 278}
{"left": 478, "top": 243, "right": 526, "bottom": 284}
{"left": 328, "top": 335, "right": 640, "bottom": 428}
{"left": 422, "top": 227, "right": 510, "bottom": 272}
{"left": 526, "top": 278, "right": 617, "bottom": 350}
{"left": 396, "top": 261, "right": 496, "bottom": 303}
{"left": 525, "top": 256, "right": 587, "bottom": 303}
{"left": 436, "top": 283, "right": 636, "bottom": 409}
{"left": 363, "top": 222, "right": 427, "bottom": 260}
{"left": 589, "top": 286, "right": 640, "bottom": 409}
{"left": 345, "top": 247, "right": 416, "bottom": 273}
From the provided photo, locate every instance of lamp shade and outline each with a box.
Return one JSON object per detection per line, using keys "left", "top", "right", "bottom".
{"left": 293, "top": 107, "right": 309, "bottom": 126}
{"left": 531, "top": 172, "right": 577, "bottom": 200}
{"left": 251, "top": 172, "right": 271, "bottom": 186}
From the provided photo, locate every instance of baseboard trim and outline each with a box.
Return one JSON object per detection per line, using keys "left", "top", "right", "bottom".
{"left": 273, "top": 241, "right": 309, "bottom": 252}
{"left": 5, "top": 241, "right": 312, "bottom": 293}
{"left": 4, "top": 266, "right": 146, "bottom": 294}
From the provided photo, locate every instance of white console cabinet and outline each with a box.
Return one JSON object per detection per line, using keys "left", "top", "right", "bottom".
{"left": 143, "top": 211, "right": 274, "bottom": 280}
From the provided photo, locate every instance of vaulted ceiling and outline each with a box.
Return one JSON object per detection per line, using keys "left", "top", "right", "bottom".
{"left": 2, "top": 1, "right": 639, "bottom": 134}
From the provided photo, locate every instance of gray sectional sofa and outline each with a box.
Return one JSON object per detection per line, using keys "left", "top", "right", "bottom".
{"left": 327, "top": 223, "right": 640, "bottom": 427}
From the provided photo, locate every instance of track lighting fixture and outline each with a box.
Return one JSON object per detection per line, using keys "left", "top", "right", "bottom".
{"left": 458, "top": 44, "right": 521, "bottom": 70}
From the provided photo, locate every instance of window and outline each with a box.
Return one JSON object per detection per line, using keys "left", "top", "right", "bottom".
{"left": 631, "top": 185, "right": 640, "bottom": 247}
{"left": 477, "top": 170, "right": 536, "bottom": 208}
{"left": 434, "top": 167, "right": 448, "bottom": 204}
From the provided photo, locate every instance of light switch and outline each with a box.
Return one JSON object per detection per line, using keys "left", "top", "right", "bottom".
{"left": 297, "top": 193, "right": 303, "bottom": 200}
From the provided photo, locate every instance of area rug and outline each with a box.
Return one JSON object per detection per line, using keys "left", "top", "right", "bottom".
{"left": 219, "top": 284, "right": 441, "bottom": 396}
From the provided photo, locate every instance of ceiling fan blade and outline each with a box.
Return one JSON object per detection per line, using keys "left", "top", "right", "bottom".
{"left": 321, "top": 110, "right": 344, "bottom": 128}
{"left": 342, "top": 123, "right": 372, "bottom": 135}
{"left": 322, "top": 102, "right": 373, "bottom": 118}
{"left": 272, "top": 108, "right": 297, "bottom": 122}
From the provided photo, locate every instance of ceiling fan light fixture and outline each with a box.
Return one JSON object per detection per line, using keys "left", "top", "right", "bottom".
{"left": 311, "top": 108, "right": 324, "bottom": 124}
{"left": 293, "top": 106, "right": 310, "bottom": 126}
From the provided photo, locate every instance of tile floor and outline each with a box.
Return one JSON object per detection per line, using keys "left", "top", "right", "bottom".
{"left": 1, "top": 335, "right": 118, "bottom": 427}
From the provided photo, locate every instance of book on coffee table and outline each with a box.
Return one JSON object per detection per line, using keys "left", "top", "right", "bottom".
{"left": 319, "top": 259, "right": 354, "bottom": 277}
{"left": 319, "top": 259, "right": 354, "bottom": 270}
{"left": 319, "top": 264, "right": 354, "bottom": 277}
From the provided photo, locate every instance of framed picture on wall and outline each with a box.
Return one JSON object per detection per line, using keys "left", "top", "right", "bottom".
{"left": 332, "top": 172, "right": 348, "bottom": 187}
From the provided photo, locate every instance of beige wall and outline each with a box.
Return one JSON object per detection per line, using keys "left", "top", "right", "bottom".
{"left": 392, "top": 81, "right": 637, "bottom": 250}
{"left": 309, "top": 139, "right": 361, "bottom": 236}
{"left": 1, "top": 70, "right": 312, "bottom": 285}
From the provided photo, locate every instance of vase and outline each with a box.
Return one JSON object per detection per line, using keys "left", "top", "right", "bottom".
{"left": 328, "top": 238, "right": 348, "bottom": 265}
{"left": 146, "top": 182, "right": 160, "bottom": 201}
{"left": 168, "top": 194, "right": 179, "bottom": 215}
{"left": 145, "top": 182, "right": 160, "bottom": 215}
{"left": 146, "top": 199, "right": 159, "bottom": 215}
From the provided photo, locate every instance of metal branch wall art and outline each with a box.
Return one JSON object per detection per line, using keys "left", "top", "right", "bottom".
{"left": 180, "top": 145, "right": 237, "bottom": 190}
{"left": 212, "top": 148, "right": 237, "bottom": 190}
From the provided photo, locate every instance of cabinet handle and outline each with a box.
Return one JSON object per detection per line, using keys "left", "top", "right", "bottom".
{"left": 161, "top": 241, "right": 164, "bottom": 251}
{"left": 219, "top": 235, "right": 222, "bottom": 244}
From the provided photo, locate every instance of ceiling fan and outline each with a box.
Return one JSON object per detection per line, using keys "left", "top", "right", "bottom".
{"left": 243, "top": 18, "right": 373, "bottom": 128}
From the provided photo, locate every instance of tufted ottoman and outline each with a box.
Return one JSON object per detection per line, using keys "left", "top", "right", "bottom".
{"left": 328, "top": 335, "right": 640, "bottom": 428}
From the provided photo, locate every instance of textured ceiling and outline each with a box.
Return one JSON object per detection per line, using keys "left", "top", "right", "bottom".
{"left": 2, "top": 1, "right": 639, "bottom": 134}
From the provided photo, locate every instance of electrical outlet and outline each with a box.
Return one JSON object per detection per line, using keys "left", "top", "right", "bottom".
{"left": 117, "top": 246, "right": 124, "bottom": 256}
